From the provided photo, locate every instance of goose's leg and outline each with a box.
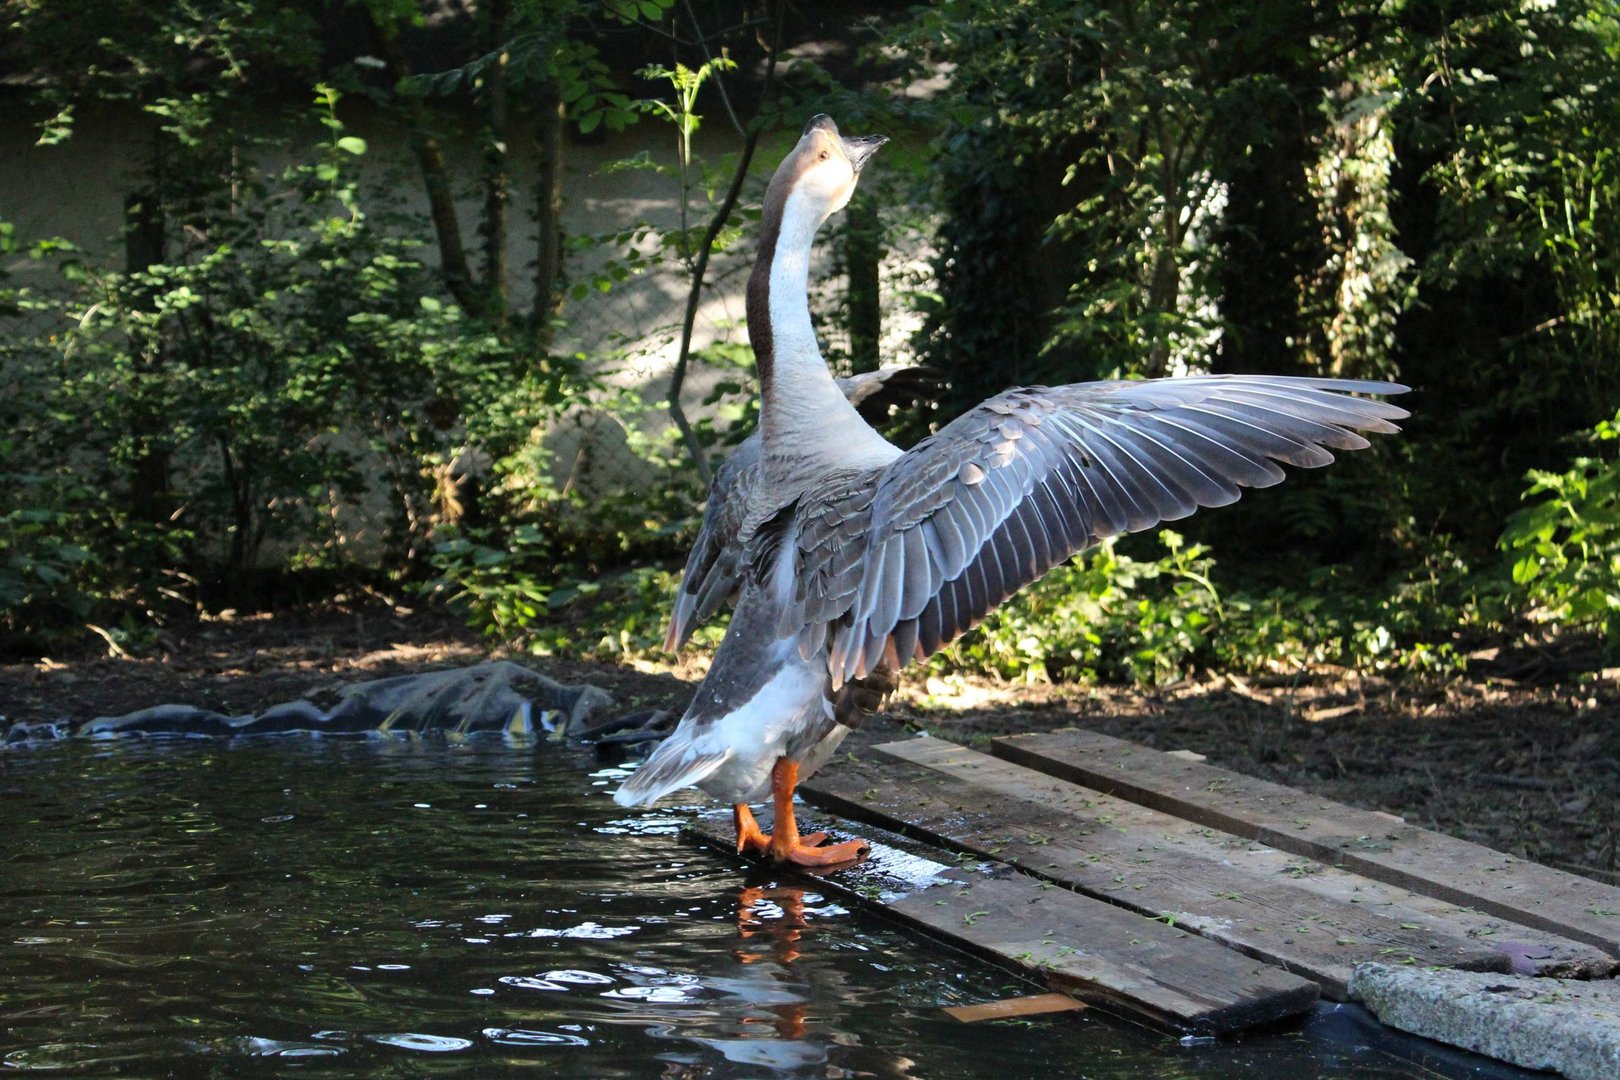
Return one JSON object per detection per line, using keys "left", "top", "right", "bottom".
{"left": 765, "top": 757, "right": 869, "bottom": 867}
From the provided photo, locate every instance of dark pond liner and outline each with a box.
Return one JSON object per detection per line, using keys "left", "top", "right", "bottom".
{"left": 4, "top": 661, "right": 613, "bottom": 746}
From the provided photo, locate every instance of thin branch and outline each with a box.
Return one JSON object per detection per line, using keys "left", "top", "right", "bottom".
{"left": 666, "top": 3, "right": 783, "bottom": 485}
{"left": 631, "top": 15, "right": 769, "bottom": 50}
{"left": 683, "top": 0, "right": 744, "bottom": 138}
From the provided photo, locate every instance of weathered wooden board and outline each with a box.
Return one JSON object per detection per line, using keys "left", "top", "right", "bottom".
{"left": 800, "top": 739, "right": 1608, "bottom": 997}
{"left": 995, "top": 729, "right": 1620, "bottom": 956}
{"left": 943, "top": 993, "right": 1086, "bottom": 1022}
{"left": 684, "top": 806, "right": 1318, "bottom": 1034}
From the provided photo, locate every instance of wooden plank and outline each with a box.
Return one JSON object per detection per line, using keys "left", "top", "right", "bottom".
{"left": 943, "top": 993, "right": 1086, "bottom": 1022}
{"left": 683, "top": 806, "right": 1318, "bottom": 1034}
{"left": 802, "top": 740, "right": 1609, "bottom": 998}
{"left": 995, "top": 729, "right": 1620, "bottom": 956}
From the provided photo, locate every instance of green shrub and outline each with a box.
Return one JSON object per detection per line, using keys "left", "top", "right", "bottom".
{"left": 932, "top": 531, "right": 1219, "bottom": 685}
{"left": 1501, "top": 411, "right": 1620, "bottom": 644}
{"left": 935, "top": 530, "right": 1498, "bottom": 685}
{"left": 0, "top": 96, "right": 603, "bottom": 652}
{"left": 424, "top": 536, "right": 725, "bottom": 661}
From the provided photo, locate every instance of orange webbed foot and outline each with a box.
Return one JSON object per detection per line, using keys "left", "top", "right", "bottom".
{"left": 733, "top": 757, "right": 873, "bottom": 868}
{"left": 734, "top": 804, "right": 865, "bottom": 865}
{"left": 733, "top": 804, "right": 771, "bottom": 855}
{"left": 771, "top": 835, "right": 870, "bottom": 867}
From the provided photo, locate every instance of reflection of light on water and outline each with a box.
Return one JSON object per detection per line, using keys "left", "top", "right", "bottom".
{"left": 542, "top": 969, "right": 615, "bottom": 985}
{"left": 594, "top": 814, "right": 684, "bottom": 836}
{"left": 498, "top": 968, "right": 618, "bottom": 992}
{"left": 233, "top": 1037, "right": 343, "bottom": 1058}
{"left": 504, "top": 921, "right": 638, "bottom": 940}
{"left": 366, "top": 1032, "right": 475, "bottom": 1052}
{"left": 482, "top": 1027, "right": 590, "bottom": 1047}
{"left": 499, "top": 974, "right": 569, "bottom": 991}
{"left": 602, "top": 985, "right": 700, "bottom": 1003}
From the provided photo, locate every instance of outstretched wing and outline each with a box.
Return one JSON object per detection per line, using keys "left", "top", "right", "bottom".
{"left": 782, "top": 375, "right": 1410, "bottom": 684}
{"left": 665, "top": 438, "right": 760, "bottom": 652}
{"left": 665, "top": 366, "right": 943, "bottom": 652}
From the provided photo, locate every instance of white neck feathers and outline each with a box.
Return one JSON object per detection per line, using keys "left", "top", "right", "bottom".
{"left": 756, "top": 190, "right": 898, "bottom": 470}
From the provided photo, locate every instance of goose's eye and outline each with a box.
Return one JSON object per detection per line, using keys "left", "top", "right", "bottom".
{"left": 817, "top": 150, "right": 829, "bottom": 161}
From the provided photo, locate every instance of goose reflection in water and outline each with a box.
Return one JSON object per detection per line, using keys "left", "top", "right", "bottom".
{"left": 735, "top": 885, "right": 812, "bottom": 969}
{"left": 667, "top": 884, "right": 916, "bottom": 1077}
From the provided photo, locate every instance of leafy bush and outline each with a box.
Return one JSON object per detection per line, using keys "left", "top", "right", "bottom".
{"left": 0, "top": 95, "right": 592, "bottom": 648}
{"left": 932, "top": 530, "right": 1500, "bottom": 685}
{"left": 1211, "top": 542, "right": 1502, "bottom": 678}
{"left": 0, "top": 474, "right": 96, "bottom": 641}
{"left": 424, "top": 537, "right": 724, "bottom": 662}
{"left": 932, "top": 532, "right": 1219, "bottom": 685}
{"left": 1501, "top": 411, "right": 1620, "bottom": 643}
{"left": 425, "top": 514, "right": 1503, "bottom": 687}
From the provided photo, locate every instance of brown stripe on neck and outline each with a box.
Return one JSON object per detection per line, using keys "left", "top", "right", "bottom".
{"left": 747, "top": 211, "right": 781, "bottom": 399}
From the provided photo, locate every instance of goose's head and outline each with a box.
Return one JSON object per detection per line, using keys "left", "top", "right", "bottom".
{"left": 765, "top": 114, "right": 888, "bottom": 228}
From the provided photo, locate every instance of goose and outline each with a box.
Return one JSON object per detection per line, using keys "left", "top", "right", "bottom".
{"left": 615, "top": 114, "right": 1409, "bottom": 866}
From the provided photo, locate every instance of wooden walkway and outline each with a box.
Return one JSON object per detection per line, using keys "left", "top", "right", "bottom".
{"left": 683, "top": 729, "right": 1620, "bottom": 1036}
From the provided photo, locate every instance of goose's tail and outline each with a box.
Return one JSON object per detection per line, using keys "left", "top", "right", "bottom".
{"left": 612, "top": 731, "right": 732, "bottom": 807}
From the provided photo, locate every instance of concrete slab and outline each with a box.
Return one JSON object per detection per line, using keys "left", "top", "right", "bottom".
{"left": 1350, "top": 962, "right": 1620, "bottom": 1080}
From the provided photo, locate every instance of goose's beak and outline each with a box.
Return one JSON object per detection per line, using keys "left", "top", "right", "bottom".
{"left": 842, "top": 134, "right": 888, "bottom": 175}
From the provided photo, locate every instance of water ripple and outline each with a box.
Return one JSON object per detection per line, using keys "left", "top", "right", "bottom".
{"left": 366, "top": 1032, "right": 475, "bottom": 1053}
{"left": 482, "top": 1027, "right": 590, "bottom": 1047}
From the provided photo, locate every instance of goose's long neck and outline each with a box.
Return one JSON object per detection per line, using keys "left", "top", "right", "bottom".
{"left": 748, "top": 191, "right": 896, "bottom": 472}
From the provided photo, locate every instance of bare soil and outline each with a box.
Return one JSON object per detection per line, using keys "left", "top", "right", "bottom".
{"left": 3, "top": 601, "right": 1616, "bottom": 885}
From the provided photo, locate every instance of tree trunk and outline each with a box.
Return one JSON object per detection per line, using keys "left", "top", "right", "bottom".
{"left": 479, "top": 0, "right": 511, "bottom": 322}
{"left": 369, "top": 22, "right": 476, "bottom": 311}
{"left": 125, "top": 188, "right": 173, "bottom": 530}
{"left": 218, "top": 435, "right": 252, "bottom": 586}
{"left": 1208, "top": 15, "right": 1323, "bottom": 378}
{"left": 843, "top": 193, "right": 882, "bottom": 373}
{"left": 531, "top": 80, "right": 565, "bottom": 352}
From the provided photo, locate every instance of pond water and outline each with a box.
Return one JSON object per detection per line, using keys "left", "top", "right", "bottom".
{"left": 1, "top": 738, "right": 1531, "bottom": 1078}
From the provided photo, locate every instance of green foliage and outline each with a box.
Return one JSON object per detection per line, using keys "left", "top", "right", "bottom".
{"left": 1211, "top": 541, "right": 1503, "bottom": 679}
{"left": 636, "top": 58, "right": 737, "bottom": 151}
{"left": 1, "top": 91, "right": 591, "bottom": 647}
{"left": 421, "top": 518, "right": 1500, "bottom": 687}
{"left": 423, "top": 526, "right": 555, "bottom": 641}
{"left": 1501, "top": 412, "right": 1620, "bottom": 644}
{"left": 1389, "top": 0, "right": 1620, "bottom": 549}
{"left": 933, "top": 532, "right": 1220, "bottom": 685}
{"left": 425, "top": 536, "right": 723, "bottom": 661}
{"left": 0, "top": 473, "right": 96, "bottom": 638}
{"left": 928, "top": 531, "right": 1497, "bottom": 686}
{"left": 403, "top": 0, "right": 666, "bottom": 136}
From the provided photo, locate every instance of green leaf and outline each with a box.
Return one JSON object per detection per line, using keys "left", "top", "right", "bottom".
{"left": 336, "top": 136, "right": 368, "bottom": 156}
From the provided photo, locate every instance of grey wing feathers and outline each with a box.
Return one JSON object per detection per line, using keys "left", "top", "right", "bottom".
{"left": 787, "top": 375, "right": 1409, "bottom": 685}
{"left": 664, "top": 436, "right": 759, "bottom": 652}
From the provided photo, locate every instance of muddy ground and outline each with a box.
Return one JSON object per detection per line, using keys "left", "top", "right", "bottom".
{"left": 3, "top": 601, "right": 1616, "bottom": 884}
